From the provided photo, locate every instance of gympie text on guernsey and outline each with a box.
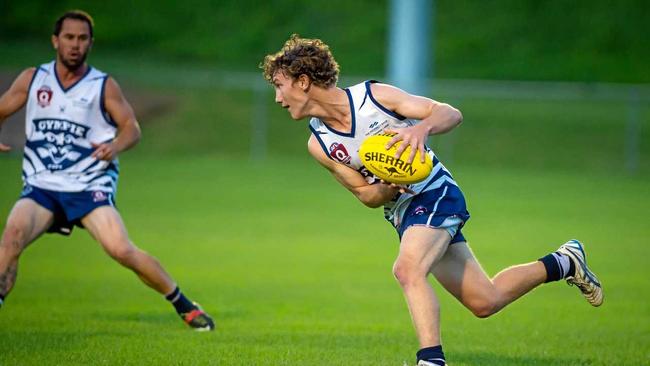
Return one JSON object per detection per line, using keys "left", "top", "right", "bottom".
{"left": 32, "top": 118, "right": 89, "bottom": 139}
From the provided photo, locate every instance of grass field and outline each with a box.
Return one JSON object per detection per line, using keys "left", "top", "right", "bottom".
{"left": 0, "top": 42, "right": 649, "bottom": 364}
{"left": 0, "top": 154, "right": 648, "bottom": 365}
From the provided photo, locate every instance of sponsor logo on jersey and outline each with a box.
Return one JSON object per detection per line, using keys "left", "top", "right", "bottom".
{"left": 30, "top": 118, "right": 90, "bottom": 170}
{"left": 329, "top": 142, "right": 352, "bottom": 164}
{"left": 365, "top": 119, "right": 390, "bottom": 136}
{"left": 73, "top": 97, "right": 92, "bottom": 109}
{"left": 36, "top": 85, "right": 53, "bottom": 107}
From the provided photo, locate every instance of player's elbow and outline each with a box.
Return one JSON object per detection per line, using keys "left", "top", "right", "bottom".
{"left": 361, "top": 198, "right": 383, "bottom": 208}
{"left": 447, "top": 104, "right": 463, "bottom": 127}
{"left": 357, "top": 194, "right": 382, "bottom": 208}
{"left": 430, "top": 103, "right": 462, "bottom": 133}
{"left": 453, "top": 108, "right": 463, "bottom": 126}
{"left": 131, "top": 122, "right": 142, "bottom": 145}
{"left": 354, "top": 191, "right": 384, "bottom": 208}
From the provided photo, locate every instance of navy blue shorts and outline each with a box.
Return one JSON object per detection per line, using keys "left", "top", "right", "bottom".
{"left": 397, "top": 183, "right": 470, "bottom": 244}
{"left": 20, "top": 184, "right": 116, "bottom": 236}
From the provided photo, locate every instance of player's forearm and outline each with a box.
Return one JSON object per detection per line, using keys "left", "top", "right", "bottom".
{"left": 421, "top": 103, "right": 463, "bottom": 135}
{"left": 0, "top": 105, "right": 13, "bottom": 126}
{"left": 352, "top": 184, "right": 398, "bottom": 208}
{"left": 112, "top": 122, "right": 141, "bottom": 154}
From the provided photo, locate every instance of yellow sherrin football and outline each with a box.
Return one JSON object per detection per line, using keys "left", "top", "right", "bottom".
{"left": 359, "top": 133, "right": 433, "bottom": 185}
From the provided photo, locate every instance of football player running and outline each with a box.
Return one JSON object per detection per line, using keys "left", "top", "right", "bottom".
{"left": 261, "top": 34, "right": 602, "bottom": 365}
{"left": 0, "top": 10, "right": 214, "bottom": 331}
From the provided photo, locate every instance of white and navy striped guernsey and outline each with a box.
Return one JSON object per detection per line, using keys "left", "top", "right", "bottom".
{"left": 22, "top": 61, "right": 118, "bottom": 193}
{"left": 309, "top": 80, "right": 459, "bottom": 229}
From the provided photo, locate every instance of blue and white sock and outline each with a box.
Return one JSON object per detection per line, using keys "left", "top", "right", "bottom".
{"left": 165, "top": 286, "right": 195, "bottom": 314}
{"left": 539, "top": 252, "right": 574, "bottom": 282}
{"left": 417, "top": 345, "right": 446, "bottom": 365}
{"left": 0, "top": 294, "right": 4, "bottom": 308}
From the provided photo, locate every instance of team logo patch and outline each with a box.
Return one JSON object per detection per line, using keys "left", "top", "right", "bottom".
{"left": 92, "top": 191, "right": 108, "bottom": 202}
{"left": 36, "top": 85, "right": 53, "bottom": 108}
{"left": 29, "top": 118, "right": 90, "bottom": 170}
{"left": 329, "top": 142, "right": 351, "bottom": 164}
{"left": 413, "top": 206, "right": 428, "bottom": 216}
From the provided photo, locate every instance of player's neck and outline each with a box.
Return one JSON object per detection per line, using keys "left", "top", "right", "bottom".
{"left": 309, "top": 87, "right": 351, "bottom": 131}
{"left": 55, "top": 61, "right": 89, "bottom": 87}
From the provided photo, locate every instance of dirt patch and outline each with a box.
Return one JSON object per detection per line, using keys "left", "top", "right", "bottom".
{"left": 0, "top": 71, "right": 177, "bottom": 149}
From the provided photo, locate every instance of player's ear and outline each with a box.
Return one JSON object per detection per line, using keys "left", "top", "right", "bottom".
{"left": 297, "top": 74, "right": 311, "bottom": 92}
{"left": 52, "top": 35, "right": 59, "bottom": 50}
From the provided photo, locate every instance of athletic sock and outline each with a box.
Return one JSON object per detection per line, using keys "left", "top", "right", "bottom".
{"left": 565, "top": 254, "right": 575, "bottom": 277}
{"left": 165, "top": 286, "right": 195, "bottom": 314}
{"left": 416, "top": 345, "right": 446, "bottom": 365}
{"left": 539, "top": 252, "right": 572, "bottom": 282}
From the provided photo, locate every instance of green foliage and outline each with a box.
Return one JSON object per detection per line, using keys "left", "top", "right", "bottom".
{"left": 435, "top": 1, "right": 650, "bottom": 82}
{"left": 1, "top": 0, "right": 648, "bottom": 82}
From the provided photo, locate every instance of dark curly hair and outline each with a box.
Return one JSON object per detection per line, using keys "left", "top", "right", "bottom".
{"left": 261, "top": 34, "right": 340, "bottom": 88}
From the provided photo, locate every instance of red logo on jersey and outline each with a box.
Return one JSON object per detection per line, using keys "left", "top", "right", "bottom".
{"left": 329, "top": 142, "right": 351, "bottom": 164}
{"left": 36, "top": 86, "right": 53, "bottom": 107}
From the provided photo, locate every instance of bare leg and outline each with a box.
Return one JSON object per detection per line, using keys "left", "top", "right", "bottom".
{"left": 81, "top": 206, "right": 175, "bottom": 295}
{"left": 432, "top": 242, "right": 547, "bottom": 318}
{"left": 0, "top": 199, "right": 54, "bottom": 297}
{"left": 393, "top": 226, "right": 452, "bottom": 348}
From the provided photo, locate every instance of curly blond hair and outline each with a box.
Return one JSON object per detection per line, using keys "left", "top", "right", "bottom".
{"left": 261, "top": 34, "right": 340, "bottom": 88}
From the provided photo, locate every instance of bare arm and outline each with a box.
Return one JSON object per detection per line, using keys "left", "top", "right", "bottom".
{"left": 371, "top": 83, "right": 462, "bottom": 163}
{"left": 0, "top": 68, "right": 36, "bottom": 152}
{"left": 92, "top": 77, "right": 141, "bottom": 160}
{"left": 308, "top": 135, "right": 400, "bottom": 208}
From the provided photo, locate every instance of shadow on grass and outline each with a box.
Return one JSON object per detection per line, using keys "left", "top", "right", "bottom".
{"left": 93, "top": 307, "right": 246, "bottom": 324}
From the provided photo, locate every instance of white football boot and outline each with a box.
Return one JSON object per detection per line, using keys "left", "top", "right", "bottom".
{"left": 557, "top": 239, "right": 603, "bottom": 306}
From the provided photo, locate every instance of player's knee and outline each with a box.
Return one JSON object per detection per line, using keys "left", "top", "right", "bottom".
{"left": 468, "top": 298, "right": 500, "bottom": 318}
{"left": 107, "top": 242, "right": 137, "bottom": 264}
{"left": 1, "top": 225, "right": 28, "bottom": 255}
{"left": 392, "top": 261, "right": 426, "bottom": 288}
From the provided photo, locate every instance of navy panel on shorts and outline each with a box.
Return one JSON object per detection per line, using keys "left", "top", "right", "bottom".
{"left": 20, "top": 184, "right": 115, "bottom": 235}
{"left": 398, "top": 183, "right": 470, "bottom": 244}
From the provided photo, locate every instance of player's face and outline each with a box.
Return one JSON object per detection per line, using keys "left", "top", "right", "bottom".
{"left": 272, "top": 71, "right": 310, "bottom": 120}
{"left": 52, "top": 19, "right": 93, "bottom": 71}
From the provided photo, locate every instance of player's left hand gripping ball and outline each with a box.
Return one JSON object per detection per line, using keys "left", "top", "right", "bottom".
{"left": 359, "top": 133, "right": 433, "bottom": 184}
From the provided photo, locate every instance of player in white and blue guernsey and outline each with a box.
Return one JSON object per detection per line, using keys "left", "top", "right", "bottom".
{"left": 0, "top": 10, "right": 214, "bottom": 331}
{"left": 262, "top": 35, "right": 603, "bottom": 366}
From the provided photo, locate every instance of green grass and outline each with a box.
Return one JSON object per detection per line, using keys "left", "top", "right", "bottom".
{"left": 0, "top": 155, "right": 648, "bottom": 365}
